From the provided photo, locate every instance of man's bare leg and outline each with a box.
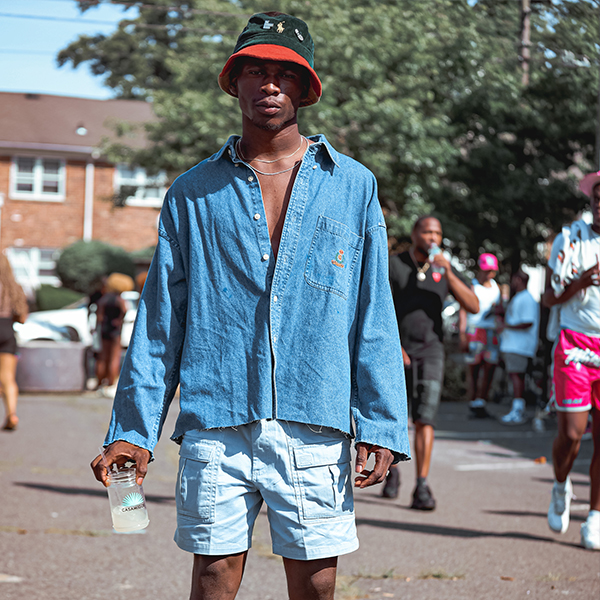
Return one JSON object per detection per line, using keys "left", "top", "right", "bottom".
{"left": 283, "top": 556, "right": 337, "bottom": 600}
{"left": 414, "top": 421, "right": 434, "bottom": 479}
{"left": 590, "top": 407, "right": 600, "bottom": 511}
{"left": 190, "top": 552, "right": 247, "bottom": 600}
{"left": 552, "top": 411, "right": 589, "bottom": 483}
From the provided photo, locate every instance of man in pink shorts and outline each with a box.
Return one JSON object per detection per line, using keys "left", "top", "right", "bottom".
{"left": 542, "top": 171, "right": 600, "bottom": 550}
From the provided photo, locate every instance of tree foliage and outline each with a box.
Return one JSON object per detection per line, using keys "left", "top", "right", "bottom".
{"left": 58, "top": 0, "right": 599, "bottom": 269}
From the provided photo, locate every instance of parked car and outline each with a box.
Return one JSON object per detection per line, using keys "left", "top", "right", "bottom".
{"left": 14, "top": 320, "right": 77, "bottom": 344}
{"left": 20, "top": 291, "right": 140, "bottom": 348}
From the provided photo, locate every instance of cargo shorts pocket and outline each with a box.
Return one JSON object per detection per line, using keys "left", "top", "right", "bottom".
{"left": 176, "top": 438, "right": 222, "bottom": 523}
{"left": 292, "top": 440, "right": 353, "bottom": 521}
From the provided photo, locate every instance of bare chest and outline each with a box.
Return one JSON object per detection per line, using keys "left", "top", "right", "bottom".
{"left": 257, "top": 168, "right": 299, "bottom": 257}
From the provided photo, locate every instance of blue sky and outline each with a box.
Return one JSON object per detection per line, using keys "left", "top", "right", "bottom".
{"left": 1, "top": 0, "right": 135, "bottom": 99}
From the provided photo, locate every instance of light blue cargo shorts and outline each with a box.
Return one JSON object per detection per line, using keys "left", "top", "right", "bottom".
{"left": 174, "top": 419, "right": 359, "bottom": 560}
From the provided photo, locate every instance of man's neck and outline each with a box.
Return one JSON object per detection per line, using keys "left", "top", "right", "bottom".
{"left": 239, "top": 120, "right": 302, "bottom": 161}
{"left": 412, "top": 246, "right": 428, "bottom": 262}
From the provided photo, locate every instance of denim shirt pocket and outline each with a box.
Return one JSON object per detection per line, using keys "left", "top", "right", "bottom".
{"left": 292, "top": 440, "right": 353, "bottom": 521}
{"left": 176, "top": 438, "right": 221, "bottom": 523}
{"left": 304, "top": 215, "right": 364, "bottom": 299}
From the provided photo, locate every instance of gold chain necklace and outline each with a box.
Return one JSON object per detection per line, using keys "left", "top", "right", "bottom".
{"left": 236, "top": 137, "right": 308, "bottom": 176}
{"left": 237, "top": 136, "right": 306, "bottom": 163}
{"left": 409, "top": 248, "right": 430, "bottom": 282}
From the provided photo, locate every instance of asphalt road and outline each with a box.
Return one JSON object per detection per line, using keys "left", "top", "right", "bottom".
{"left": 0, "top": 393, "right": 598, "bottom": 599}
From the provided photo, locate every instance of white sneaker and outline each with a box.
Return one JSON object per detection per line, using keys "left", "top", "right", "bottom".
{"left": 581, "top": 511, "right": 600, "bottom": 550}
{"left": 548, "top": 477, "right": 572, "bottom": 534}
{"left": 500, "top": 398, "right": 525, "bottom": 424}
{"left": 531, "top": 417, "right": 545, "bottom": 432}
{"left": 101, "top": 384, "right": 117, "bottom": 399}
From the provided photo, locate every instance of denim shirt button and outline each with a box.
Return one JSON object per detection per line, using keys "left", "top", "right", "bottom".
{"left": 262, "top": 253, "right": 269, "bottom": 261}
{"left": 254, "top": 213, "right": 261, "bottom": 221}
{"left": 248, "top": 175, "right": 254, "bottom": 182}
{"left": 273, "top": 295, "right": 278, "bottom": 302}
{"left": 312, "top": 165, "right": 317, "bottom": 170}
{"left": 273, "top": 336, "right": 278, "bottom": 343}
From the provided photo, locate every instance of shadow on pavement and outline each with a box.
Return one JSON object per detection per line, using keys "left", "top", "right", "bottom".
{"left": 355, "top": 517, "right": 584, "bottom": 549}
{"left": 483, "top": 509, "right": 585, "bottom": 522}
{"left": 14, "top": 482, "right": 175, "bottom": 504}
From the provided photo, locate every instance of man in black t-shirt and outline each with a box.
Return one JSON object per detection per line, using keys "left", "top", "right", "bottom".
{"left": 383, "top": 216, "right": 479, "bottom": 509}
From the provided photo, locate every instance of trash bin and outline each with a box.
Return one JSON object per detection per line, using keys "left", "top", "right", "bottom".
{"left": 16, "top": 341, "right": 87, "bottom": 392}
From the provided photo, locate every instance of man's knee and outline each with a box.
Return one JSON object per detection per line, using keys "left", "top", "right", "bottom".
{"left": 284, "top": 556, "right": 337, "bottom": 600}
{"left": 190, "top": 553, "right": 246, "bottom": 600}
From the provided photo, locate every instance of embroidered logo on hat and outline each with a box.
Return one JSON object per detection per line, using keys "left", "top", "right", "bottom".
{"left": 263, "top": 20, "right": 273, "bottom": 29}
{"left": 277, "top": 22, "right": 285, "bottom": 33}
{"left": 295, "top": 28, "right": 304, "bottom": 41}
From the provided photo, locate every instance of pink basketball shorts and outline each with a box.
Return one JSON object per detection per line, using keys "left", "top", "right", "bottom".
{"left": 552, "top": 328, "right": 600, "bottom": 412}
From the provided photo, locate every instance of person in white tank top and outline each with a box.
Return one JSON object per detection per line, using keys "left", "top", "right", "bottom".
{"left": 459, "top": 253, "right": 502, "bottom": 418}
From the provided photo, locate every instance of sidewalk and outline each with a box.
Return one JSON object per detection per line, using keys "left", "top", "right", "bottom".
{"left": 0, "top": 393, "right": 598, "bottom": 599}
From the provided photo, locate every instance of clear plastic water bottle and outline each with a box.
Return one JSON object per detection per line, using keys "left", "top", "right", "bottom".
{"left": 106, "top": 466, "right": 150, "bottom": 533}
{"left": 428, "top": 243, "right": 446, "bottom": 275}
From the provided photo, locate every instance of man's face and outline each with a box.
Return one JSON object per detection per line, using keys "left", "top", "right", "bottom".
{"left": 511, "top": 273, "right": 526, "bottom": 292}
{"left": 592, "top": 183, "right": 600, "bottom": 228}
{"left": 411, "top": 218, "right": 442, "bottom": 254}
{"left": 480, "top": 269, "right": 497, "bottom": 282}
{"left": 231, "top": 58, "right": 307, "bottom": 131}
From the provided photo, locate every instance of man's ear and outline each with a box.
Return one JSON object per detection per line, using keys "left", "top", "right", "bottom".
{"left": 229, "top": 80, "right": 238, "bottom": 97}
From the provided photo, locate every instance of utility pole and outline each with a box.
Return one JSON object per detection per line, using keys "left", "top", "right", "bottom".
{"left": 520, "top": 0, "right": 531, "bottom": 87}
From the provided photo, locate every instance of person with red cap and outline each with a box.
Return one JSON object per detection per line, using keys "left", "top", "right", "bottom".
{"left": 459, "top": 253, "right": 503, "bottom": 418}
{"left": 90, "top": 11, "right": 410, "bottom": 598}
{"left": 541, "top": 171, "right": 600, "bottom": 551}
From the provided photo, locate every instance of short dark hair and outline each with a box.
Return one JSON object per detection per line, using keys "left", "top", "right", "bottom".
{"left": 515, "top": 269, "right": 529, "bottom": 285}
{"left": 412, "top": 214, "right": 439, "bottom": 233}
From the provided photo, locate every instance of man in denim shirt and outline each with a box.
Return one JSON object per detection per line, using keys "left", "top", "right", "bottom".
{"left": 92, "top": 12, "right": 410, "bottom": 599}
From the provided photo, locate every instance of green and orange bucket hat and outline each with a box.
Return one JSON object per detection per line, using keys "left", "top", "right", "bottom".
{"left": 218, "top": 12, "right": 322, "bottom": 107}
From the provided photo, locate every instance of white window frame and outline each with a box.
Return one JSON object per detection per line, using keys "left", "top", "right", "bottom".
{"left": 10, "top": 156, "right": 66, "bottom": 202}
{"left": 114, "top": 164, "right": 167, "bottom": 208}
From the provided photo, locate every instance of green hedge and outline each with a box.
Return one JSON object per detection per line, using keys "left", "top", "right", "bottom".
{"left": 56, "top": 240, "right": 135, "bottom": 296}
{"left": 36, "top": 284, "right": 84, "bottom": 311}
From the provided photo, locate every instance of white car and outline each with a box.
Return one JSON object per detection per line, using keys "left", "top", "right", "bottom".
{"left": 18, "top": 291, "right": 139, "bottom": 348}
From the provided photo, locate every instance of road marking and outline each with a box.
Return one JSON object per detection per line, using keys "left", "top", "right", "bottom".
{"left": 0, "top": 574, "right": 23, "bottom": 583}
{"left": 455, "top": 461, "right": 546, "bottom": 471}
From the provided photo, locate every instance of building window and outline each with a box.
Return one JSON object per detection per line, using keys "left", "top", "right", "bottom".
{"left": 5, "top": 247, "right": 61, "bottom": 298}
{"left": 10, "top": 157, "right": 66, "bottom": 201}
{"left": 114, "top": 165, "right": 167, "bottom": 208}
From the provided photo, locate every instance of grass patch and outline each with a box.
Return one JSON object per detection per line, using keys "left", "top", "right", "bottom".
{"left": 335, "top": 575, "right": 364, "bottom": 600}
{"left": 538, "top": 573, "right": 577, "bottom": 583}
{"left": 418, "top": 569, "right": 465, "bottom": 581}
{"left": 354, "top": 568, "right": 408, "bottom": 580}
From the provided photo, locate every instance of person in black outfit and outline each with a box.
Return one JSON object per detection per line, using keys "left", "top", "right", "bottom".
{"left": 383, "top": 216, "right": 479, "bottom": 509}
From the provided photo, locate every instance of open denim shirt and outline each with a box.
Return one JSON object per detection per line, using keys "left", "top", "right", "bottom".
{"left": 105, "top": 134, "right": 410, "bottom": 462}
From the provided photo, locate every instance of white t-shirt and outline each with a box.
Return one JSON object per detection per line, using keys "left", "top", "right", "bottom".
{"left": 548, "top": 223, "right": 600, "bottom": 336}
{"left": 467, "top": 278, "right": 501, "bottom": 329}
{"left": 500, "top": 290, "right": 540, "bottom": 357}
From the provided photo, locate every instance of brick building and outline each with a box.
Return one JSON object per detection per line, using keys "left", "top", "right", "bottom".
{"left": 0, "top": 92, "right": 165, "bottom": 295}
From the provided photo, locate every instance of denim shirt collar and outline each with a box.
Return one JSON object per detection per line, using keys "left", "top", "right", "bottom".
{"left": 209, "top": 134, "right": 340, "bottom": 168}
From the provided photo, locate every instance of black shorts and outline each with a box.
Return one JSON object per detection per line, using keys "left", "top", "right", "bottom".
{"left": 405, "top": 354, "right": 445, "bottom": 427}
{"left": 0, "top": 318, "right": 17, "bottom": 354}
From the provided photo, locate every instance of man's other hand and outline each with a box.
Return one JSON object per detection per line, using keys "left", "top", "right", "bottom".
{"left": 91, "top": 440, "right": 151, "bottom": 487}
{"left": 354, "top": 443, "right": 394, "bottom": 488}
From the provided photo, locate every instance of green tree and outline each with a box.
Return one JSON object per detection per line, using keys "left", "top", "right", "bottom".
{"left": 58, "top": 0, "right": 598, "bottom": 266}
{"left": 435, "top": 0, "right": 598, "bottom": 269}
